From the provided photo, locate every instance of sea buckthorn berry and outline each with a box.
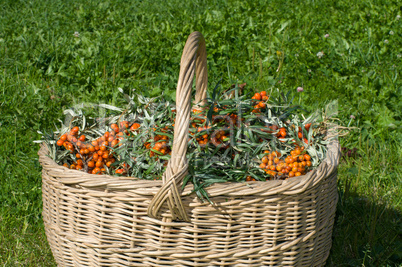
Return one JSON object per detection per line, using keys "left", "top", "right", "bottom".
{"left": 254, "top": 93, "right": 262, "bottom": 100}
{"left": 71, "top": 126, "right": 79, "bottom": 133}
{"left": 111, "top": 123, "right": 118, "bottom": 130}
{"left": 60, "top": 134, "right": 67, "bottom": 141}
{"left": 295, "top": 172, "right": 302, "bottom": 177}
{"left": 88, "top": 161, "right": 95, "bottom": 168}
{"left": 56, "top": 139, "right": 64, "bottom": 146}
{"left": 258, "top": 102, "right": 266, "bottom": 108}
{"left": 262, "top": 156, "right": 268, "bottom": 164}
{"left": 102, "top": 141, "right": 109, "bottom": 146}
{"left": 130, "top": 123, "right": 141, "bottom": 131}
{"left": 63, "top": 163, "right": 69, "bottom": 168}
{"left": 298, "top": 162, "right": 303, "bottom": 168}
{"left": 262, "top": 95, "right": 269, "bottom": 101}
{"left": 260, "top": 91, "right": 267, "bottom": 96}
{"left": 111, "top": 140, "right": 119, "bottom": 147}
{"left": 154, "top": 142, "right": 162, "bottom": 150}
{"left": 289, "top": 171, "right": 295, "bottom": 177}
{"left": 304, "top": 154, "right": 311, "bottom": 161}
{"left": 260, "top": 163, "right": 267, "bottom": 169}
{"left": 306, "top": 161, "right": 312, "bottom": 167}
{"left": 298, "top": 132, "right": 303, "bottom": 139}
{"left": 79, "top": 135, "right": 86, "bottom": 142}
{"left": 96, "top": 161, "right": 103, "bottom": 168}
{"left": 92, "top": 168, "right": 101, "bottom": 174}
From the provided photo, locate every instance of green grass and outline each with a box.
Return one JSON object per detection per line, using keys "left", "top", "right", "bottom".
{"left": 0, "top": 0, "right": 401, "bottom": 266}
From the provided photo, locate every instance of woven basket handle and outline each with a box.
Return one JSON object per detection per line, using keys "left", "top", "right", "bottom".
{"left": 147, "top": 32, "right": 208, "bottom": 222}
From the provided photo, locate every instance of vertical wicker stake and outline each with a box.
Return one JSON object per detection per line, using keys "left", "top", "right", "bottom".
{"left": 147, "top": 31, "right": 208, "bottom": 222}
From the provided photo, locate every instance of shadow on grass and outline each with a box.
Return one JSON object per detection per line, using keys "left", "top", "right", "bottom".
{"left": 326, "top": 180, "right": 402, "bottom": 266}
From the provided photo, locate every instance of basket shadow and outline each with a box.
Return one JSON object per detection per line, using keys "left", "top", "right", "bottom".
{"left": 326, "top": 183, "right": 401, "bottom": 266}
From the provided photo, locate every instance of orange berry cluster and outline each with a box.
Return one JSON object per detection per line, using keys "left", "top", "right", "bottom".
{"left": 144, "top": 125, "right": 171, "bottom": 158}
{"left": 259, "top": 146, "right": 312, "bottom": 179}
{"left": 57, "top": 121, "right": 141, "bottom": 175}
{"left": 251, "top": 91, "right": 269, "bottom": 113}
{"left": 297, "top": 124, "right": 312, "bottom": 144}
{"left": 194, "top": 126, "right": 212, "bottom": 146}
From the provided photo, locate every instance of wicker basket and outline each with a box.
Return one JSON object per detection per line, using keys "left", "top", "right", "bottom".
{"left": 39, "top": 32, "right": 340, "bottom": 267}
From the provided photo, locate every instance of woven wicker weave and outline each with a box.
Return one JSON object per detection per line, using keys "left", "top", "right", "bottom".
{"left": 39, "top": 31, "right": 340, "bottom": 267}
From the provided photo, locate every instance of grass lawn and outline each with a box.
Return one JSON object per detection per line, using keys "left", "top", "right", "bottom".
{"left": 0, "top": 0, "right": 401, "bottom": 266}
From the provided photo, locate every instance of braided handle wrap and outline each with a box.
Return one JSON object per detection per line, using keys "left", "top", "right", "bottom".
{"left": 147, "top": 32, "right": 208, "bottom": 222}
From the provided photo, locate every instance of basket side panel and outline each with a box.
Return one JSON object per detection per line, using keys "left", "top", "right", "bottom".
{"left": 41, "top": 154, "right": 338, "bottom": 266}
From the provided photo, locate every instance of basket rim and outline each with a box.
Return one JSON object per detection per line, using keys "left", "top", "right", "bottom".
{"left": 38, "top": 139, "right": 339, "bottom": 197}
